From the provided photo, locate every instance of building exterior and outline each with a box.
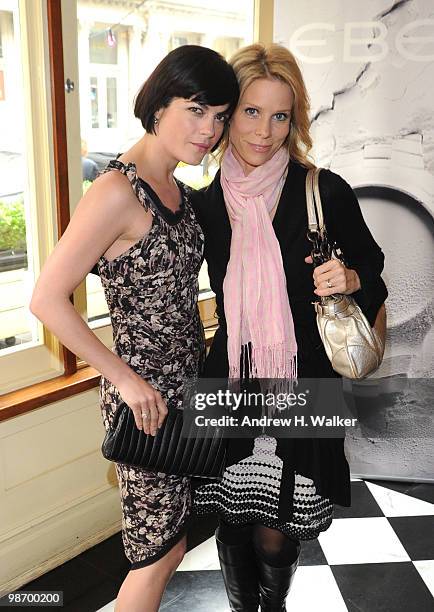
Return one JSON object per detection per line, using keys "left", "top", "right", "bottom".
{"left": 77, "top": 0, "right": 253, "bottom": 152}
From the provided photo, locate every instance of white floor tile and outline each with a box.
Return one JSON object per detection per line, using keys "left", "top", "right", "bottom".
{"left": 413, "top": 560, "right": 434, "bottom": 598}
{"left": 318, "top": 517, "right": 411, "bottom": 565}
{"left": 288, "top": 565, "right": 348, "bottom": 611}
{"left": 365, "top": 482, "right": 434, "bottom": 517}
{"left": 177, "top": 536, "right": 220, "bottom": 571}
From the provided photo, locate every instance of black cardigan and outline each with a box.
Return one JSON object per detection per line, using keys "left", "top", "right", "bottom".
{"left": 191, "top": 161, "right": 388, "bottom": 514}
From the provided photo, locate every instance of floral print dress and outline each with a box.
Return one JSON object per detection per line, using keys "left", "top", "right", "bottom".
{"left": 97, "top": 160, "right": 205, "bottom": 569}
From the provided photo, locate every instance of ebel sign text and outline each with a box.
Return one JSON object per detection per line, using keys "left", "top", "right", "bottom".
{"left": 290, "top": 19, "right": 434, "bottom": 63}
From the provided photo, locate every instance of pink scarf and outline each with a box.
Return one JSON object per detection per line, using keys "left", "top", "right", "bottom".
{"left": 220, "top": 145, "right": 298, "bottom": 380}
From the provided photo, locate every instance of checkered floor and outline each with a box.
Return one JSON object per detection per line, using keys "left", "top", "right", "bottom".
{"left": 96, "top": 478, "right": 434, "bottom": 612}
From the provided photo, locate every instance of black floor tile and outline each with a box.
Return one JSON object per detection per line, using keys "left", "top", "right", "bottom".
{"left": 23, "top": 556, "right": 112, "bottom": 608}
{"left": 367, "top": 480, "right": 434, "bottom": 505}
{"left": 408, "top": 483, "right": 434, "bottom": 505}
{"left": 333, "top": 481, "right": 384, "bottom": 519}
{"left": 299, "top": 538, "right": 328, "bottom": 566}
{"left": 62, "top": 579, "right": 120, "bottom": 612}
{"left": 331, "top": 562, "right": 434, "bottom": 612}
{"left": 388, "top": 515, "right": 434, "bottom": 561}
{"left": 74, "top": 512, "right": 217, "bottom": 579}
{"left": 77, "top": 532, "right": 129, "bottom": 581}
{"left": 160, "top": 570, "right": 228, "bottom": 611}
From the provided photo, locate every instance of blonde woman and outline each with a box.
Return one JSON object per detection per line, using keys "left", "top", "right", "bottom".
{"left": 192, "top": 44, "right": 387, "bottom": 611}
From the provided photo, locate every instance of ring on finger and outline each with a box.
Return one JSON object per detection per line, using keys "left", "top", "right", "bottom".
{"left": 326, "top": 279, "right": 333, "bottom": 289}
{"left": 141, "top": 411, "right": 150, "bottom": 420}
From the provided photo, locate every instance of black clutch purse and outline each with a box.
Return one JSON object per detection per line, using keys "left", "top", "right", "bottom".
{"left": 101, "top": 402, "right": 226, "bottom": 478}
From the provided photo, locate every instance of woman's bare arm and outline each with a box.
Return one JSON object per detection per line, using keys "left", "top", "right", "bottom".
{"left": 30, "top": 172, "right": 166, "bottom": 434}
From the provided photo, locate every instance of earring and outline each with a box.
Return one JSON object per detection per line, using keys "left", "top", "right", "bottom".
{"left": 153, "top": 116, "right": 159, "bottom": 125}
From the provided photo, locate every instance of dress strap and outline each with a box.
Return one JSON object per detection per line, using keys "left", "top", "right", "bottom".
{"left": 102, "top": 159, "right": 150, "bottom": 212}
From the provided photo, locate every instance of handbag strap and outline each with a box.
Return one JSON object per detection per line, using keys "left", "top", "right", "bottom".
{"left": 305, "top": 167, "right": 325, "bottom": 236}
{"left": 306, "top": 168, "right": 347, "bottom": 269}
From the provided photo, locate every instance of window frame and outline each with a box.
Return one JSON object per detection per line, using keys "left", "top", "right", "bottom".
{"left": 0, "top": 0, "right": 274, "bottom": 420}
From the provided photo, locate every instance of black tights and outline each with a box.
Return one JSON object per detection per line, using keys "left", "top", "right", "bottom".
{"left": 218, "top": 520, "right": 300, "bottom": 567}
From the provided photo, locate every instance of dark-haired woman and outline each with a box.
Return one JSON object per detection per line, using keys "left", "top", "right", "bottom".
{"left": 30, "top": 45, "right": 238, "bottom": 612}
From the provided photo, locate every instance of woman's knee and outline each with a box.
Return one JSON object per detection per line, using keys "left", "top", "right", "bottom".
{"left": 169, "top": 535, "right": 187, "bottom": 568}
{"left": 252, "top": 525, "right": 300, "bottom": 566}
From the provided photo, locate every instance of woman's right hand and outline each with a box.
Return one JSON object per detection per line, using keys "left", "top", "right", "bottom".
{"left": 116, "top": 371, "right": 168, "bottom": 436}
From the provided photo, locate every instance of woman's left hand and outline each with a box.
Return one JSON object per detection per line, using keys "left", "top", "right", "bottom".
{"left": 304, "top": 255, "right": 361, "bottom": 296}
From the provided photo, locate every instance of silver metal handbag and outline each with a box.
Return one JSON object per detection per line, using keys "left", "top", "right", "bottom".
{"left": 305, "top": 168, "right": 384, "bottom": 379}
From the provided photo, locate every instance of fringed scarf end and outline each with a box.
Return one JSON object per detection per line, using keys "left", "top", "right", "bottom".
{"left": 249, "top": 343, "right": 297, "bottom": 381}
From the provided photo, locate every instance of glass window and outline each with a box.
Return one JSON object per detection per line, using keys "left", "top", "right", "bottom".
{"left": 0, "top": 0, "right": 263, "bottom": 392}
{"left": 90, "top": 76, "right": 98, "bottom": 128}
{"left": 0, "top": 0, "right": 61, "bottom": 392}
{"left": 172, "top": 35, "right": 188, "bottom": 47}
{"left": 0, "top": 2, "right": 34, "bottom": 355}
{"left": 77, "top": 0, "right": 254, "bottom": 324}
{"left": 214, "top": 36, "right": 243, "bottom": 58}
{"left": 106, "top": 77, "right": 117, "bottom": 128}
{"left": 171, "top": 32, "right": 202, "bottom": 49}
{"left": 89, "top": 27, "right": 118, "bottom": 64}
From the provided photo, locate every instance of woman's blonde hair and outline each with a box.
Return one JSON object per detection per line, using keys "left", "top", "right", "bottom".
{"left": 219, "top": 43, "right": 314, "bottom": 168}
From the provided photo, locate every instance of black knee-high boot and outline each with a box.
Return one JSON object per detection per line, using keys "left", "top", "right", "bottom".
{"left": 256, "top": 544, "right": 300, "bottom": 612}
{"left": 216, "top": 526, "right": 259, "bottom": 612}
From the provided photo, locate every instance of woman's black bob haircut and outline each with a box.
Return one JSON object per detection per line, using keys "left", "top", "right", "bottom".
{"left": 134, "top": 45, "right": 239, "bottom": 149}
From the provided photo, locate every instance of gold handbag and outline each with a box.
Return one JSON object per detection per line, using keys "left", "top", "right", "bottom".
{"left": 305, "top": 168, "right": 384, "bottom": 379}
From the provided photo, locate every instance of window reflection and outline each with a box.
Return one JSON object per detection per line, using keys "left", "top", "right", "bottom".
{"left": 0, "top": 1, "right": 35, "bottom": 352}
{"left": 90, "top": 76, "right": 98, "bottom": 128}
{"left": 78, "top": 0, "right": 254, "bottom": 324}
{"left": 106, "top": 77, "right": 117, "bottom": 128}
{"left": 89, "top": 26, "right": 118, "bottom": 64}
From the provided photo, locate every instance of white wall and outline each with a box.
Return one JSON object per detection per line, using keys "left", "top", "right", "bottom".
{"left": 274, "top": 0, "right": 434, "bottom": 481}
{"left": 0, "top": 389, "right": 121, "bottom": 595}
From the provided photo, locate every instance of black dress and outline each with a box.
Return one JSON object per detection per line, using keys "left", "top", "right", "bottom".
{"left": 190, "top": 161, "right": 388, "bottom": 539}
